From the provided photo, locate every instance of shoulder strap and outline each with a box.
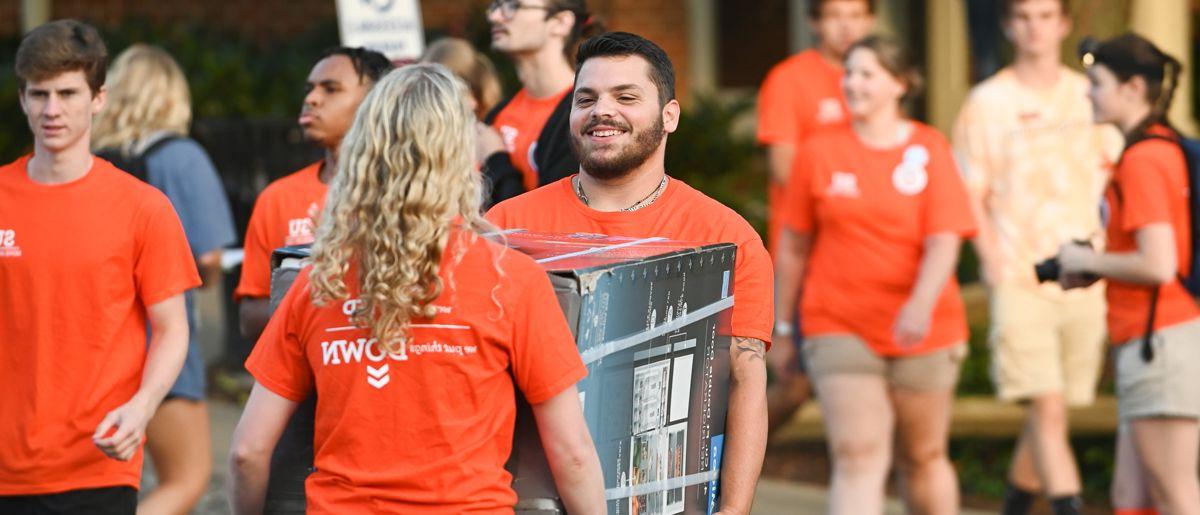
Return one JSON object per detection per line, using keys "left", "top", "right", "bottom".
{"left": 1141, "top": 286, "right": 1160, "bottom": 362}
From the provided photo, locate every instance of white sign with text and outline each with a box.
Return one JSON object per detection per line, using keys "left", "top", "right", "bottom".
{"left": 335, "top": 0, "right": 425, "bottom": 60}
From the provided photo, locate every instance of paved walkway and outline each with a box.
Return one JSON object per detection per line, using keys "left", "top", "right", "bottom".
{"left": 154, "top": 397, "right": 994, "bottom": 514}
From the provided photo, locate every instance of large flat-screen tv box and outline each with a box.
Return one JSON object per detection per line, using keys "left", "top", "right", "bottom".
{"left": 265, "top": 231, "right": 736, "bottom": 515}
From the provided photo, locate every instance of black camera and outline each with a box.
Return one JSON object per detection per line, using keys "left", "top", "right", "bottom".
{"left": 1034, "top": 240, "right": 1097, "bottom": 283}
{"left": 1034, "top": 257, "right": 1063, "bottom": 283}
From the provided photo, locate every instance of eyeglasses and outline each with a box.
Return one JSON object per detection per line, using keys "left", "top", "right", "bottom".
{"left": 487, "top": 0, "right": 550, "bottom": 20}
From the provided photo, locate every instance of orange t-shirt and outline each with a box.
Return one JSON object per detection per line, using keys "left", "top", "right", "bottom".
{"left": 245, "top": 230, "right": 586, "bottom": 513}
{"left": 757, "top": 49, "right": 850, "bottom": 253}
{"left": 1105, "top": 127, "right": 1200, "bottom": 344}
{"left": 487, "top": 177, "right": 774, "bottom": 346}
{"left": 235, "top": 162, "right": 327, "bottom": 300}
{"left": 783, "top": 124, "right": 977, "bottom": 356}
{"left": 491, "top": 88, "right": 571, "bottom": 192}
{"left": 0, "top": 155, "right": 200, "bottom": 495}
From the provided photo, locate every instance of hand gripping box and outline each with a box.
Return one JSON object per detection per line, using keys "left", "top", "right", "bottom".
{"left": 264, "top": 231, "right": 736, "bottom": 515}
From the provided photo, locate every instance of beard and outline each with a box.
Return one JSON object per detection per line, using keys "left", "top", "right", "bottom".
{"left": 570, "top": 116, "right": 665, "bottom": 180}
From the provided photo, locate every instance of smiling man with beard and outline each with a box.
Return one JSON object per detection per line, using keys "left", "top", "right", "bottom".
{"left": 487, "top": 31, "right": 772, "bottom": 515}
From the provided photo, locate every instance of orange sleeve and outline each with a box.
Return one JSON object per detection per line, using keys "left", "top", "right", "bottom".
{"left": 729, "top": 230, "right": 775, "bottom": 348}
{"left": 235, "top": 193, "right": 274, "bottom": 300}
{"left": 924, "top": 139, "right": 978, "bottom": 238}
{"left": 484, "top": 201, "right": 512, "bottom": 229}
{"left": 508, "top": 259, "right": 587, "bottom": 404}
{"left": 1117, "top": 145, "right": 1176, "bottom": 230}
{"left": 245, "top": 270, "right": 315, "bottom": 402}
{"left": 756, "top": 64, "right": 802, "bottom": 146}
{"left": 781, "top": 144, "right": 817, "bottom": 233}
{"left": 135, "top": 192, "right": 201, "bottom": 306}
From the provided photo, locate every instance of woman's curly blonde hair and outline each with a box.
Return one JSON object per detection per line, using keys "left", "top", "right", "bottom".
{"left": 308, "top": 63, "right": 490, "bottom": 351}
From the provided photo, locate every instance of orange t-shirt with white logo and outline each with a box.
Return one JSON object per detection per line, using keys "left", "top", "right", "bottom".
{"left": 235, "top": 162, "right": 326, "bottom": 300}
{"left": 491, "top": 88, "right": 571, "bottom": 192}
{"left": 487, "top": 177, "right": 774, "bottom": 346}
{"left": 0, "top": 155, "right": 200, "bottom": 495}
{"left": 245, "top": 230, "right": 586, "bottom": 513}
{"left": 1105, "top": 127, "right": 1200, "bottom": 343}
{"left": 783, "top": 124, "right": 976, "bottom": 356}
{"left": 757, "top": 49, "right": 850, "bottom": 252}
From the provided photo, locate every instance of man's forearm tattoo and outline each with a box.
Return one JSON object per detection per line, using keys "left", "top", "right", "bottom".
{"left": 733, "top": 337, "right": 765, "bottom": 362}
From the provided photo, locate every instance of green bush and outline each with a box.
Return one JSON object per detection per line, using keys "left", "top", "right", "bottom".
{"left": 665, "top": 94, "right": 768, "bottom": 237}
{"left": 0, "top": 18, "right": 340, "bottom": 162}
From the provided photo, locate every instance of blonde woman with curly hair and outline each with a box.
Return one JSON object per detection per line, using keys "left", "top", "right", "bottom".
{"left": 91, "top": 44, "right": 237, "bottom": 515}
{"left": 228, "top": 64, "right": 604, "bottom": 514}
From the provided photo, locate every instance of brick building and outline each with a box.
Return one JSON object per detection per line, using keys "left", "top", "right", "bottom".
{"left": 2, "top": 0, "right": 1196, "bottom": 129}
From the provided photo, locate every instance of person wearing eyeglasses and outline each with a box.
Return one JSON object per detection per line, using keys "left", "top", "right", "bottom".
{"left": 479, "top": 0, "right": 604, "bottom": 205}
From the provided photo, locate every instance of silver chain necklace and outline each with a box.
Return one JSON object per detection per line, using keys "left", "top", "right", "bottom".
{"left": 573, "top": 175, "right": 669, "bottom": 212}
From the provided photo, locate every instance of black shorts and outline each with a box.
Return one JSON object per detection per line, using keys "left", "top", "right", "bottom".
{"left": 0, "top": 486, "right": 136, "bottom": 515}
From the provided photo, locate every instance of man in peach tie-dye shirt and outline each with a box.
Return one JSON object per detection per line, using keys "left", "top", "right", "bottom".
{"left": 951, "top": 1, "right": 1122, "bottom": 514}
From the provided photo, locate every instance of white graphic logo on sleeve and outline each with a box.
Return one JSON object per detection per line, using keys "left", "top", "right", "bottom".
{"left": 826, "top": 171, "right": 861, "bottom": 198}
{"left": 0, "top": 230, "right": 20, "bottom": 257}
{"left": 321, "top": 298, "right": 475, "bottom": 389}
{"left": 892, "top": 144, "right": 930, "bottom": 196}
{"left": 816, "top": 97, "right": 845, "bottom": 125}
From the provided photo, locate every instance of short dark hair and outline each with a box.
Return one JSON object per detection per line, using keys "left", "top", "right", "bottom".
{"left": 318, "top": 47, "right": 394, "bottom": 84}
{"left": 808, "top": 0, "right": 875, "bottom": 19}
{"left": 15, "top": 19, "right": 107, "bottom": 94}
{"left": 575, "top": 32, "right": 675, "bottom": 106}
{"left": 1001, "top": 0, "right": 1069, "bottom": 18}
{"left": 544, "top": 0, "right": 605, "bottom": 64}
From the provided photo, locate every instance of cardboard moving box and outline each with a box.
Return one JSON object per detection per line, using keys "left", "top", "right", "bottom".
{"left": 265, "top": 231, "right": 735, "bottom": 515}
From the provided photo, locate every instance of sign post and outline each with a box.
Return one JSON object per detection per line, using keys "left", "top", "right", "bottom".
{"left": 335, "top": 0, "right": 425, "bottom": 61}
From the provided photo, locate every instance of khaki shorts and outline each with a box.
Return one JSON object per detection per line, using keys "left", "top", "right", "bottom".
{"left": 803, "top": 334, "right": 967, "bottom": 391}
{"left": 1115, "top": 318, "right": 1200, "bottom": 421}
{"left": 988, "top": 283, "right": 1106, "bottom": 406}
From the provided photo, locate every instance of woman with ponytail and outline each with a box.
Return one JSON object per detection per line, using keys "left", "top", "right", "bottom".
{"left": 480, "top": 0, "right": 605, "bottom": 205}
{"left": 1059, "top": 33, "right": 1200, "bottom": 515}
{"left": 228, "top": 64, "right": 604, "bottom": 514}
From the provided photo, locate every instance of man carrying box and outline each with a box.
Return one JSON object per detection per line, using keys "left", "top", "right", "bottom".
{"left": 0, "top": 19, "right": 198, "bottom": 514}
{"left": 488, "top": 31, "right": 772, "bottom": 514}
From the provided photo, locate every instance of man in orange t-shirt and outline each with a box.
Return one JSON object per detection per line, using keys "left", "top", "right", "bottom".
{"left": 488, "top": 32, "right": 772, "bottom": 515}
{"left": 0, "top": 21, "right": 198, "bottom": 514}
{"left": 235, "top": 47, "right": 391, "bottom": 341}
{"left": 479, "top": 0, "right": 601, "bottom": 204}
{"left": 757, "top": 0, "right": 873, "bottom": 253}
{"left": 755, "top": 0, "right": 874, "bottom": 437}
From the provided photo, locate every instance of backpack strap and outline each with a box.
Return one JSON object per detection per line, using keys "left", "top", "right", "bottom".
{"left": 1141, "top": 286, "right": 1160, "bottom": 362}
{"left": 95, "top": 135, "right": 181, "bottom": 183}
{"left": 1124, "top": 133, "right": 1184, "bottom": 362}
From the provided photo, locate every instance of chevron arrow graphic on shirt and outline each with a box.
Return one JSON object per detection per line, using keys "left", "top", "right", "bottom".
{"left": 366, "top": 364, "right": 390, "bottom": 389}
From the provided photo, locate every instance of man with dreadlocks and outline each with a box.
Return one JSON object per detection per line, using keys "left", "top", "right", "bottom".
{"left": 236, "top": 47, "right": 393, "bottom": 342}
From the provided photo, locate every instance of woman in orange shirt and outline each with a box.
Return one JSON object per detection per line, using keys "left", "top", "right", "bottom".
{"left": 774, "top": 35, "right": 975, "bottom": 515}
{"left": 1059, "top": 34, "right": 1200, "bottom": 515}
{"left": 227, "top": 64, "right": 604, "bottom": 514}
